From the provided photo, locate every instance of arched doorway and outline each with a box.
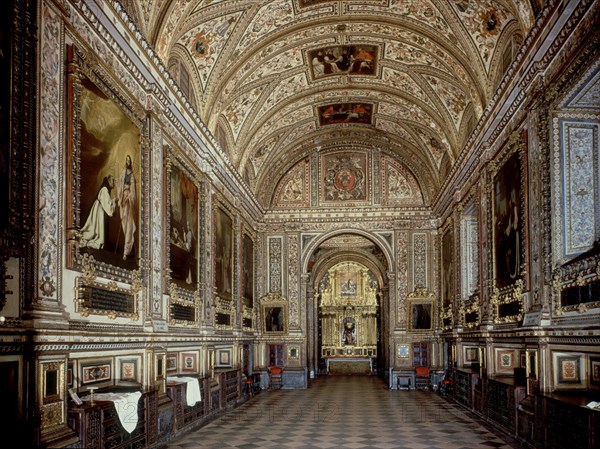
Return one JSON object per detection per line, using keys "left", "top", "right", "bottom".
{"left": 303, "top": 231, "right": 391, "bottom": 378}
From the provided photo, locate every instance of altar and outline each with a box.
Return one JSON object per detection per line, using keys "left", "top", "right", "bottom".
{"left": 326, "top": 358, "right": 372, "bottom": 375}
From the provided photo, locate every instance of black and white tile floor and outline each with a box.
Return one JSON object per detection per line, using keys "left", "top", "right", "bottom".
{"left": 164, "top": 375, "right": 521, "bottom": 449}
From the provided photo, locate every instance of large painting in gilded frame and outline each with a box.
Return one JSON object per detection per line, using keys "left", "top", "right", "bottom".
{"left": 168, "top": 161, "right": 199, "bottom": 290}
{"left": 214, "top": 204, "right": 233, "bottom": 300}
{"left": 493, "top": 151, "right": 523, "bottom": 289}
{"left": 67, "top": 46, "right": 145, "bottom": 276}
{"left": 241, "top": 230, "right": 254, "bottom": 309}
{"left": 441, "top": 226, "right": 454, "bottom": 308}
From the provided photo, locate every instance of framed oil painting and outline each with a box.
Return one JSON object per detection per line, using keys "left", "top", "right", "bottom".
{"left": 241, "top": 231, "right": 254, "bottom": 308}
{"left": 67, "top": 48, "right": 145, "bottom": 276}
{"left": 261, "top": 293, "right": 288, "bottom": 334}
{"left": 214, "top": 205, "right": 233, "bottom": 300}
{"left": 264, "top": 306, "right": 286, "bottom": 332}
{"left": 493, "top": 151, "right": 522, "bottom": 289}
{"left": 168, "top": 162, "right": 199, "bottom": 290}
{"left": 441, "top": 227, "right": 454, "bottom": 308}
{"left": 409, "top": 302, "right": 433, "bottom": 331}
{"left": 318, "top": 102, "right": 373, "bottom": 126}
{"left": 307, "top": 45, "right": 378, "bottom": 80}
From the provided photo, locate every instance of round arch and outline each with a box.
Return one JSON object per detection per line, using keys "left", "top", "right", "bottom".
{"left": 300, "top": 228, "right": 396, "bottom": 379}
{"left": 301, "top": 227, "right": 395, "bottom": 274}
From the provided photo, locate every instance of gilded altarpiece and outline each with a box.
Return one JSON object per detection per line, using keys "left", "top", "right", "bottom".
{"left": 319, "top": 263, "right": 379, "bottom": 359}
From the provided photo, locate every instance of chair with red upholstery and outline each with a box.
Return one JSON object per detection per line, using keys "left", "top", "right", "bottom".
{"left": 269, "top": 367, "right": 283, "bottom": 389}
{"left": 415, "top": 366, "right": 431, "bottom": 391}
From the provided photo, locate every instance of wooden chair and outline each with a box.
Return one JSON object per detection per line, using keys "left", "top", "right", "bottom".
{"left": 269, "top": 367, "right": 283, "bottom": 389}
{"left": 415, "top": 366, "right": 431, "bottom": 391}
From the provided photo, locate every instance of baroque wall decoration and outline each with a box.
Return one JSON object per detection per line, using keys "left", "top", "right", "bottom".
{"left": 441, "top": 225, "right": 454, "bottom": 308}
{"left": 272, "top": 158, "right": 310, "bottom": 208}
{"left": 381, "top": 156, "right": 423, "bottom": 206}
{"left": 556, "top": 119, "right": 599, "bottom": 259}
{"left": 268, "top": 236, "right": 283, "bottom": 293}
{"left": 38, "top": 3, "right": 63, "bottom": 300}
{"left": 412, "top": 233, "right": 428, "bottom": 290}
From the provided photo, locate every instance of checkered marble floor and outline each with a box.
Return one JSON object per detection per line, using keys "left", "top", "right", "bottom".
{"left": 164, "top": 376, "right": 521, "bottom": 449}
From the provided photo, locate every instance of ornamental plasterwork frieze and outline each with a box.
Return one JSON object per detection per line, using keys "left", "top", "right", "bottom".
{"left": 262, "top": 217, "right": 437, "bottom": 235}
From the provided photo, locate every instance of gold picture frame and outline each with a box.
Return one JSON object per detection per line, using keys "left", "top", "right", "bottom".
{"left": 67, "top": 45, "right": 146, "bottom": 277}
{"left": 261, "top": 293, "right": 288, "bottom": 335}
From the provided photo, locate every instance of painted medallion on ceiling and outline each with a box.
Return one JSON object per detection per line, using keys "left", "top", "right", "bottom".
{"left": 322, "top": 151, "right": 368, "bottom": 204}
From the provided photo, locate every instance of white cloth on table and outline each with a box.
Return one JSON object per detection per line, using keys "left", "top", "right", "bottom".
{"left": 167, "top": 376, "right": 201, "bottom": 406}
{"left": 83, "top": 391, "right": 142, "bottom": 433}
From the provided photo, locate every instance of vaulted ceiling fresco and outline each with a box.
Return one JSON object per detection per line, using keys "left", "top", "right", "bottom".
{"left": 124, "top": 0, "right": 536, "bottom": 208}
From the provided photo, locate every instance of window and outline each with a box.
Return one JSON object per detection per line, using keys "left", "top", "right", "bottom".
{"left": 167, "top": 57, "right": 197, "bottom": 110}
{"left": 461, "top": 203, "right": 479, "bottom": 299}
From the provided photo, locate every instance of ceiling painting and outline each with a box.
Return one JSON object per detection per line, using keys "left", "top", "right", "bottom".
{"left": 318, "top": 103, "right": 373, "bottom": 127}
{"left": 180, "top": 11, "right": 242, "bottom": 88}
{"left": 450, "top": 0, "right": 516, "bottom": 71}
{"left": 131, "top": 0, "right": 535, "bottom": 209}
{"left": 307, "top": 45, "right": 379, "bottom": 80}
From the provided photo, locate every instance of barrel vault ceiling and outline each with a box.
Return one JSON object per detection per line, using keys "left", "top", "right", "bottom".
{"left": 122, "top": 0, "right": 536, "bottom": 209}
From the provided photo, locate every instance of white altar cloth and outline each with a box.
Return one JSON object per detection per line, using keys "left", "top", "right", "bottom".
{"left": 167, "top": 376, "right": 202, "bottom": 406}
{"left": 83, "top": 391, "right": 142, "bottom": 433}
